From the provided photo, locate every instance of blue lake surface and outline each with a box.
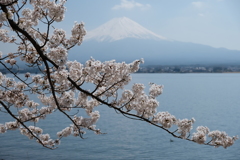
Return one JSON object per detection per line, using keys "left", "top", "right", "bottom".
{"left": 1, "top": 73, "right": 240, "bottom": 160}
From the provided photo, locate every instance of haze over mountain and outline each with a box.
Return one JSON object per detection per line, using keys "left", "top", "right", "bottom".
{"left": 70, "top": 17, "right": 240, "bottom": 65}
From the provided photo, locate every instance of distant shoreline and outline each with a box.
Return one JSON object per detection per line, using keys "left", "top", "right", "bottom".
{"left": 137, "top": 64, "right": 240, "bottom": 73}
{"left": 1, "top": 64, "right": 240, "bottom": 74}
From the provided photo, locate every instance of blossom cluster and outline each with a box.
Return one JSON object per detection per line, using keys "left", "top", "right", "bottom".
{"left": 20, "top": 126, "right": 59, "bottom": 147}
{"left": 29, "top": 0, "right": 66, "bottom": 24}
{"left": 117, "top": 82, "right": 162, "bottom": 118}
{"left": 153, "top": 112, "right": 177, "bottom": 128}
{"left": 0, "top": 29, "right": 10, "bottom": 42}
{"left": 192, "top": 126, "right": 209, "bottom": 144}
{"left": 192, "top": 126, "right": 238, "bottom": 148}
{"left": 0, "top": 0, "right": 16, "bottom": 5}
{"left": 57, "top": 111, "right": 101, "bottom": 138}
{"left": 0, "top": 78, "right": 29, "bottom": 108}
{"left": 177, "top": 118, "right": 195, "bottom": 139}
{"left": 208, "top": 130, "right": 238, "bottom": 148}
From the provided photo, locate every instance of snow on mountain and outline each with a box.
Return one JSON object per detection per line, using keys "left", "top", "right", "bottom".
{"left": 84, "top": 17, "right": 167, "bottom": 42}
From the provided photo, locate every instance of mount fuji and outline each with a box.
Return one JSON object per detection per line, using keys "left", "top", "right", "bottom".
{"left": 69, "top": 17, "right": 240, "bottom": 65}
{"left": 84, "top": 17, "right": 167, "bottom": 42}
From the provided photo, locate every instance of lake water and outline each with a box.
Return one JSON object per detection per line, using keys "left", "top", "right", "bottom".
{"left": 0, "top": 73, "right": 240, "bottom": 160}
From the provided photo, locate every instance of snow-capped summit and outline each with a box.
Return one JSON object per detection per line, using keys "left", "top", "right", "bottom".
{"left": 84, "top": 17, "right": 167, "bottom": 42}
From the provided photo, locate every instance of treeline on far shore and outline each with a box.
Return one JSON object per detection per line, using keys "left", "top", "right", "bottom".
{"left": 137, "top": 65, "right": 240, "bottom": 73}
{"left": 1, "top": 64, "right": 240, "bottom": 74}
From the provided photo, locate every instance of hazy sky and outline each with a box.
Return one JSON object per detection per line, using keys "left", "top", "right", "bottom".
{"left": 60, "top": 0, "right": 240, "bottom": 51}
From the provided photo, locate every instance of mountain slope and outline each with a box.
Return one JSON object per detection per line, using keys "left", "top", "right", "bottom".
{"left": 70, "top": 39, "right": 240, "bottom": 65}
{"left": 84, "top": 17, "right": 166, "bottom": 42}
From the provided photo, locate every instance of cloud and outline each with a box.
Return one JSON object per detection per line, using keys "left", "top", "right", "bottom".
{"left": 112, "top": 0, "right": 151, "bottom": 10}
{"left": 198, "top": 13, "right": 204, "bottom": 17}
{"left": 192, "top": 1, "right": 204, "bottom": 8}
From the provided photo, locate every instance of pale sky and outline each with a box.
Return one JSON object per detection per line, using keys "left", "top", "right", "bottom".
{"left": 60, "top": 0, "right": 240, "bottom": 51}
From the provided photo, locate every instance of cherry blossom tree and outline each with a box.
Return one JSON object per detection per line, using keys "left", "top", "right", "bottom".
{"left": 0, "top": 0, "right": 237, "bottom": 149}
